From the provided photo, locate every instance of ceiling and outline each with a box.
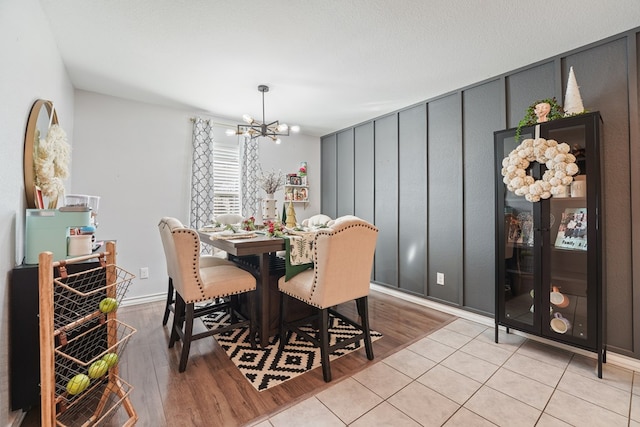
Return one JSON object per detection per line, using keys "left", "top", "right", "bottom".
{"left": 39, "top": 0, "right": 640, "bottom": 137}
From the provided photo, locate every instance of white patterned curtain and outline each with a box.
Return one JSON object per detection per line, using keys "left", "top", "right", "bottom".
{"left": 190, "top": 118, "right": 214, "bottom": 254}
{"left": 240, "top": 136, "right": 260, "bottom": 218}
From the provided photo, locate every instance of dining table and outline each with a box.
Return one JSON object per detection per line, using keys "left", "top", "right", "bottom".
{"left": 197, "top": 231, "right": 285, "bottom": 347}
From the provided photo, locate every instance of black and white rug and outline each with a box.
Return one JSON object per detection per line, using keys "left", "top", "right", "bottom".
{"left": 202, "top": 311, "right": 382, "bottom": 391}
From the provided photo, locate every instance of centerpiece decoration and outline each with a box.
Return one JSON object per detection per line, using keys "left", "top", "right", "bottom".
{"left": 259, "top": 169, "right": 283, "bottom": 221}
{"left": 265, "top": 220, "right": 285, "bottom": 237}
{"left": 242, "top": 216, "right": 256, "bottom": 231}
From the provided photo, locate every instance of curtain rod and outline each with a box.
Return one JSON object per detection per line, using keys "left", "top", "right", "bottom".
{"left": 189, "top": 117, "right": 235, "bottom": 128}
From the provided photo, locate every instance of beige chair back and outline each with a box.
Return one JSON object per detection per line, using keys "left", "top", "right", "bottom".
{"left": 160, "top": 217, "right": 210, "bottom": 303}
{"left": 301, "top": 214, "right": 332, "bottom": 228}
{"left": 213, "top": 214, "right": 244, "bottom": 225}
{"left": 308, "top": 216, "right": 378, "bottom": 308}
{"left": 158, "top": 217, "right": 183, "bottom": 281}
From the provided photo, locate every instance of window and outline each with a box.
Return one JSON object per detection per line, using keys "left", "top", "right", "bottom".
{"left": 212, "top": 142, "right": 241, "bottom": 217}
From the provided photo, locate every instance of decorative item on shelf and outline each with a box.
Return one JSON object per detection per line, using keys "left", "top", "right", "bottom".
{"left": 570, "top": 175, "right": 586, "bottom": 198}
{"left": 554, "top": 207, "right": 587, "bottom": 251}
{"left": 285, "top": 200, "right": 297, "bottom": 228}
{"left": 298, "top": 161, "right": 307, "bottom": 177}
{"left": 564, "top": 66, "right": 586, "bottom": 116}
{"left": 501, "top": 137, "right": 579, "bottom": 202}
{"left": 226, "top": 85, "right": 300, "bottom": 144}
{"left": 515, "top": 97, "right": 564, "bottom": 142}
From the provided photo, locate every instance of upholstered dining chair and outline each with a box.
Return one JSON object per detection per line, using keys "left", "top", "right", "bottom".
{"left": 278, "top": 216, "right": 378, "bottom": 382}
{"left": 301, "top": 213, "right": 332, "bottom": 228}
{"left": 159, "top": 218, "right": 229, "bottom": 326}
{"left": 159, "top": 217, "right": 257, "bottom": 372}
{"left": 210, "top": 214, "right": 245, "bottom": 259}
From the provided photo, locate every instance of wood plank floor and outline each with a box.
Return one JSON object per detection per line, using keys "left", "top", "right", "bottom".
{"left": 21, "top": 290, "right": 454, "bottom": 427}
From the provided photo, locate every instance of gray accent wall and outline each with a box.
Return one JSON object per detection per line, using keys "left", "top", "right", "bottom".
{"left": 321, "top": 27, "right": 640, "bottom": 360}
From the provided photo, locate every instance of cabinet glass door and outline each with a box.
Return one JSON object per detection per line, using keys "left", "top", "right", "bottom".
{"left": 544, "top": 123, "right": 592, "bottom": 346}
{"left": 497, "top": 130, "right": 539, "bottom": 331}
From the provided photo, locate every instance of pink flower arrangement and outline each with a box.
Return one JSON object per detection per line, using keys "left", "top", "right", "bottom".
{"left": 242, "top": 216, "right": 256, "bottom": 231}
{"left": 265, "top": 220, "right": 285, "bottom": 237}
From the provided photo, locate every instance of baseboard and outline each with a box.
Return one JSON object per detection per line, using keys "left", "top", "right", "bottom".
{"left": 370, "top": 284, "right": 640, "bottom": 374}
{"left": 120, "top": 292, "right": 166, "bottom": 307}
{"left": 8, "top": 411, "right": 25, "bottom": 427}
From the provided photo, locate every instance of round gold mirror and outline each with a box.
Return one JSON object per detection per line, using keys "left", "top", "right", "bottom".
{"left": 24, "top": 99, "right": 59, "bottom": 208}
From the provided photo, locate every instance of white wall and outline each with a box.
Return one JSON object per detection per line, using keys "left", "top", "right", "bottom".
{"left": 71, "top": 91, "right": 321, "bottom": 302}
{"left": 0, "top": 0, "right": 75, "bottom": 424}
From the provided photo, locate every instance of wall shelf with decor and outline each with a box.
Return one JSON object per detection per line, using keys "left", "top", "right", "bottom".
{"left": 285, "top": 172, "right": 309, "bottom": 204}
{"left": 494, "top": 112, "right": 605, "bottom": 377}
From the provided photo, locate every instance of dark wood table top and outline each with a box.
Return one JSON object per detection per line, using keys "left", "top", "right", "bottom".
{"left": 198, "top": 232, "right": 285, "bottom": 256}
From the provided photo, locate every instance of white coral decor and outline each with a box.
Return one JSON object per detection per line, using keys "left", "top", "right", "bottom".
{"left": 35, "top": 124, "right": 70, "bottom": 208}
{"left": 501, "top": 138, "right": 578, "bottom": 202}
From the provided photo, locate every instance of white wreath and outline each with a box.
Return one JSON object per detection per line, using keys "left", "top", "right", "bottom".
{"left": 501, "top": 138, "right": 579, "bottom": 202}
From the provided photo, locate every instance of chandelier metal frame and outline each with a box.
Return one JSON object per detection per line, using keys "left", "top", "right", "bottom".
{"left": 236, "top": 85, "right": 289, "bottom": 143}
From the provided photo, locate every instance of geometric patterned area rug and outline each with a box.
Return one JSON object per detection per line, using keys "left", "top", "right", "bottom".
{"left": 202, "top": 311, "right": 382, "bottom": 391}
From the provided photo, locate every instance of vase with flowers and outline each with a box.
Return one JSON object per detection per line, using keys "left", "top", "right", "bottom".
{"left": 259, "top": 169, "right": 283, "bottom": 220}
{"left": 298, "top": 161, "right": 307, "bottom": 177}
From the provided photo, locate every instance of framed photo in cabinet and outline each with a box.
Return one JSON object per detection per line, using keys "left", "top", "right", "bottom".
{"left": 554, "top": 207, "right": 587, "bottom": 250}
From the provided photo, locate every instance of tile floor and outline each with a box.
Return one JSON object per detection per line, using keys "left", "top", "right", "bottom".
{"left": 250, "top": 318, "right": 640, "bottom": 427}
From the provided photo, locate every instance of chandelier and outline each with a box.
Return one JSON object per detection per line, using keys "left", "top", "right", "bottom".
{"left": 228, "top": 85, "right": 299, "bottom": 144}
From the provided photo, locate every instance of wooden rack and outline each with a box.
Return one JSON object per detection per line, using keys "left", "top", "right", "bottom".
{"left": 39, "top": 241, "right": 138, "bottom": 426}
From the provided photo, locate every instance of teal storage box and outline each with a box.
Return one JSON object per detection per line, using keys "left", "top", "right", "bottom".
{"left": 24, "top": 209, "right": 92, "bottom": 264}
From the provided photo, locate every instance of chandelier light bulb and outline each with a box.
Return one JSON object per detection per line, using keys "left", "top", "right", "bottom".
{"left": 277, "top": 123, "right": 288, "bottom": 132}
{"left": 225, "top": 129, "right": 236, "bottom": 136}
{"left": 242, "top": 114, "right": 253, "bottom": 124}
{"left": 275, "top": 138, "right": 282, "bottom": 144}
{"left": 290, "top": 125, "right": 300, "bottom": 133}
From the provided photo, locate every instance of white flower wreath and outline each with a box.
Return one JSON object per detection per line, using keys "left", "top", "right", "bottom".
{"left": 501, "top": 138, "right": 579, "bottom": 202}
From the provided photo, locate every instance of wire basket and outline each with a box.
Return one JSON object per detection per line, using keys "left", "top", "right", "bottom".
{"left": 54, "top": 319, "right": 136, "bottom": 407}
{"left": 55, "top": 375, "right": 134, "bottom": 427}
{"left": 53, "top": 264, "right": 134, "bottom": 331}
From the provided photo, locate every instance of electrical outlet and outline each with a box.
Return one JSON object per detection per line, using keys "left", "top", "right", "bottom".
{"left": 436, "top": 272, "right": 445, "bottom": 285}
{"left": 140, "top": 267, "right": 149, "bottom": 279}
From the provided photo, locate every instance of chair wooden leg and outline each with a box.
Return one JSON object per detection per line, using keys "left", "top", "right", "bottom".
{"left": 162, "top": 277, "right": 174, "bottom": 326}
{"left": 319, "top": 308, "right": 331, "bottom": 382}
{"left": 249, "top": 289, "right": 257, "bottom": 349}
{"left": 357, "top": 296, "right": 374, "bottom": 360}
{"left": 178, "top": 303, "right": 195, "bottom": 372}
{"left": 278, "top": 292, "right": 289, "bottom": 350}
{"left": 169, "top": 293, "right": 185, "bottom": 348}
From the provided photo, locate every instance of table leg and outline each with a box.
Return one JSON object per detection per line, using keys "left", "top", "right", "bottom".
{"left": 258, "top": 252, "right": 270, "bottom": 347}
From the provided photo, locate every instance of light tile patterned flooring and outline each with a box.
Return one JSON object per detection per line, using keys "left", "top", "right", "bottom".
{"left": 250, "top": 318, "right": 640, "bottom": 427}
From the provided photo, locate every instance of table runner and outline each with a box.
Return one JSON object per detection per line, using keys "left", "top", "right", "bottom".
{"left": 284, "top": 233, "right": 314, "bottom": 281}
